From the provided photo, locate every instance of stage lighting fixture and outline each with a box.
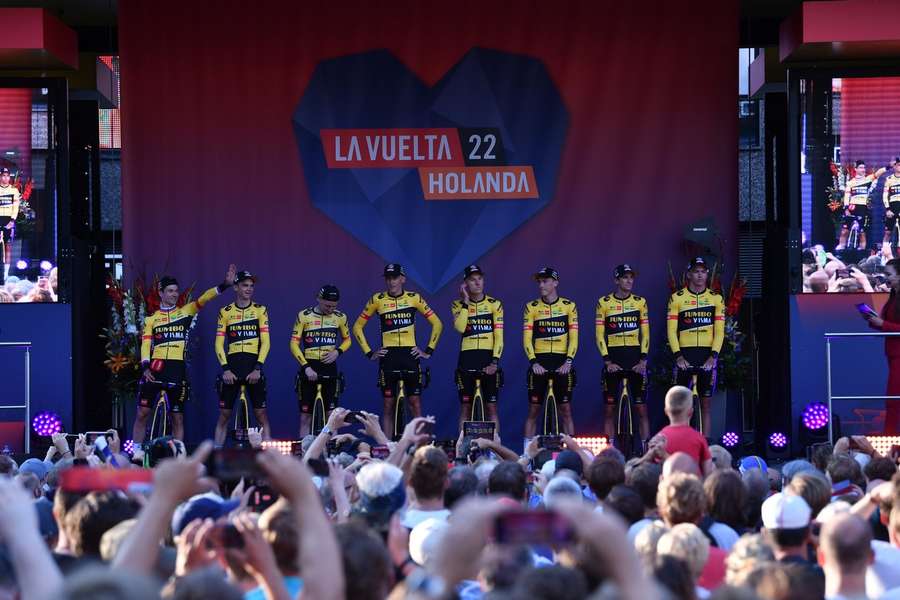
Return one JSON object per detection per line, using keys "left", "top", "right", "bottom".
{"left": 39, "top": 260, "right": 52, "bottom": 272}
{"left": 261, "top": 440, "right": 296, "bottom": 456}
{"left": 768, "top": 432, "right": 788, "bottom": 449}
{"left": 801, "top": 403, "right": 829, "bottom": 430}
{"left": 572, "top": 435, "right": 609, "bottom": 455}
{"left": 31, "top": 411, "right": 62, "bottom": 436}
{"left": 123, "top": 439, "right": 135, "bottom": 454}
{"left": 721, "top": 431, "right": 739, "bottom": 448}
{"left": 860, "top": 435, "right": 900, "bottom": 457}
{"left": 15, "top": 259, "right": 27, "bottom": 270}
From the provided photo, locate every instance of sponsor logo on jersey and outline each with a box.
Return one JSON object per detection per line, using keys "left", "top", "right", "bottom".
{"left": 606, "top": 309, "right": 640, "bottom": 333}
{"left": 464, "top": 315, "right": 494, "bottom": 337}
{"left": 533, "top": 316, "right": 568, "bottom": 338}
{"left": 381, "top": 308, "right": 415, "bottom": 332}
{"left": 678, "top": 306, "right": 714, "bottom": 331}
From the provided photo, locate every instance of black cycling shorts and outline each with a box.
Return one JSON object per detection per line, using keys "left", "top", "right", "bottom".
{"left": 455, "top": 368, "right": 503, "bottom": 404}
{"left": 378, "top": 347, "right": 427, "bottom": 396}
{"left": 217, "top": 374, "right": 267, "bottom": 410}
{"left": 843, "top": 204, "right": 870, "bottom": 229}
{"left": 527, "top": 354, "right": 576, "bottom": 405}
{"left": 603, "top": 347, "right": 645, "bottom": 404}
{"left": 675, "top": 347, "right": 717, "bottom": 398}
{"left": 137, "top": 360, "right": 188, "bottom": 414}
{"left": 886, "top": 202, "right": 900, "bottom": 232}
{"left": 0, "top": 217, "right": 10, "bottom": 245}
{"left": 296, "top": 360, "right": 343, "bottom": 414}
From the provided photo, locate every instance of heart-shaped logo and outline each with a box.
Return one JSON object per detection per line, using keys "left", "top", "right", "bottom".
{"left": 293, "top": 48, "right": 568, "bottom": 292}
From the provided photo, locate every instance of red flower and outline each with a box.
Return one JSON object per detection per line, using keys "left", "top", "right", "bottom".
{"left": 21, "top": 179, "right": 32, "bottom": 201}
{"left": 830, "top": 162, "right": 840, "bottom": 177}
{"left": 725, "top": 276, "right": 747, "bottom": 317}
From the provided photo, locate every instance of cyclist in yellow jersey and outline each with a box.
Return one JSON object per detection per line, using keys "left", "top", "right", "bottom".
{"left": 840, "top": 159, "right": 887, "bottom": 251}
{"left": 133, "top": 263, "right": 236, "bottom": 443}
{"left": 883, "top": 158, "right": 900, "bottom": 251}
{"left": 352, "top": 263, "right": 443, "bottom": 438}
{"left": 667, "top": 257, "right": 725, "bottom": 435}
{"left": 290, "top": 285, "right": 351, "bottom": 436}
{"left": 0, "top": 167, "right": 21, "bottom": 283}
{"left": 213, "top": 270, "right": 271, "bottom": 446}
{"left": 450, "top": 264, "right": 504, "bottom": 430}
{"left": 596, "top": 264, "right": 650, "bottom": 442}
{"left": 523, "top": 267, "right": 578, "bottom": 437}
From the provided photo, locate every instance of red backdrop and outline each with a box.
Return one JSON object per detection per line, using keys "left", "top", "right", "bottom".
{"left": 119, "top": 0, "right": 738, "bottom": 442}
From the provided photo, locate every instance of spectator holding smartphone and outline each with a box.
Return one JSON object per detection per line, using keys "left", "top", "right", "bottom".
{"left": 862, "top": 257, "right": 900, "bottom": 433}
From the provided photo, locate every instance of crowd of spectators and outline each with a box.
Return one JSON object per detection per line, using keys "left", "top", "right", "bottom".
{"left": 0, "top": 266, "right": 57, "bottom": 302}
{"left": 0, "top": 384, "right": 899, "bottom": 599}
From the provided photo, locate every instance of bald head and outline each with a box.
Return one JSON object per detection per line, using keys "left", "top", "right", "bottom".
{"left": 819, "top": 513, "right": 873, "bottom": 574}
{"left": 663, "top": 452, "right": 699, "bottom": 478}
{"left": 665, "top": 386, "right": 693, "bottom": 419}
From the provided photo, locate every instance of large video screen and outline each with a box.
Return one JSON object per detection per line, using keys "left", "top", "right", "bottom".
{"left": 0, "top": 86, "right": 60, "bottom": 303}
{"left": 800, "top": 76, "right": 900, "bottom": 293}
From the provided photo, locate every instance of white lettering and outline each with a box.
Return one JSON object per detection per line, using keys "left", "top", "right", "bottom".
{"left": 517, "top": 171, "right": 529, "bottom": 193}
{"left": 438, "top": 135, "right": 451, "bottom": 160}
{"left": 366, "top": 135, "right": 380, "bottom": 160}
{"left": 428, "top": 171, "right": 443, "bottom": 194}
{"left": 398, "top": 135, "right": 410, "bottom": 160}
{"left": 446, "top": 172, "right": 459, "bottom": 194}
{"left": 487, "top": 172, "right": 500, "bottom": 193}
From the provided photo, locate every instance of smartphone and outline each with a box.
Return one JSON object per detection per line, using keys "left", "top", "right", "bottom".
{"left": 325, "top": 439, "right": 338, "bottom": 455}
{"left": 208, "top": 523, "right": 244, "bottom": 549}
{"left": 306, "top": 457, "right": 330, "bottom": 477}
{"left": 538, "top": 435, "right": 563, "bottom": 451}
{"left": 419, "top": 420, "right": 434, "bottom": 436}
{"left": 493, "top": 509, "right": 575, "bottom": 546}
{"left": 855, "top": 303, "right": 879, "bottom": 317}
{"left": 463, "top": 421, "right": 495, "bottom": 440}
{"left": 290, "top": 441, "right": 304, "bottom": 457}
{"left": 249, "top": 485, "right": 278, "bottom": 512}
{"left": 205, "top": 448, "right": 263, "bottom": 482}
{"left": 60, "top": 466, "right": 153, "bottom": 493}
{"left": 346, "top": 411, "right": 366, "bottom": 424}
{"left": 371, "top": 445, "right": 390, "bottom": 460}
{"left": 836, "top": 268, "right": 851, "bottom": 279}
{"left": 84, "top": 431, "right": 108, "bottom": 444}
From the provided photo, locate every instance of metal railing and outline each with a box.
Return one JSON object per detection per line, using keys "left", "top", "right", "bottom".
{"left": 825, "top": 332, "right": 900, "bottom": 443}
{"left": 0, "top": 343, "right": 31, "bottom": 453}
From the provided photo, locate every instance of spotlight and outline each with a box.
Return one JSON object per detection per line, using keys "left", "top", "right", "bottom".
{"left": 721, "top": 431, "right": 739, "bottom": 448}
{"left": 39, "top": 260, "right": 52, "bottom": 272}
{"left": 261, "top": 440, "right": 298, "bottom": 456}
{"left": 31, "top": 411, "right": 62, "bottom": 436}
{"left": 572, "top": 435, "right": 610, "bottom": 455}
{"left": 768, "top": 432, "right": 788, "bottom": 449}
{"left": 123, "top": 439, "right": 135, "bottom": 454}
{"left": 802, "top": 403, "right": 829, "bottom": 430}
{"left": 15, "top": 259, "right": 26, "bottom": 270}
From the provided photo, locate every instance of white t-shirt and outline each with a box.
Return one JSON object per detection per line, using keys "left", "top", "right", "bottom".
{"left": 401, "top": 508, "right": 450, "bottom": 529}
{"left": 708, "top": 521, "right": 739, "bottom": 552}
{"left": 627, "top": 517, "right": 654, "bottom": 546}
{"left": 867, "top": 540, "right": 900, "bottom": 598}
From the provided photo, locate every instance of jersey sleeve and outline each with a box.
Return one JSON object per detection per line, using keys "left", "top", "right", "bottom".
{"left": 290, "top": 313, "right": 307, "bottom": 366}
{"left": 492, "top": 301, "right": 504, "bottom": 361}
{"left": 667, "top": 294, "right": 682, "bottom": 356}
{"left": 595, "top": 299, "right": 608, "bottom": 358}
{"left": 417, "top": 296, "right": 442, "bottom": 353}
{"left": 843, "top": 185, "right": 851, "bottom": 207}
{"left": 451, "top": 300, "right": 469, "bottom": 334}
{"left": 140, "top": 315, "right": 153, "bottom": 366}
{"left": 712, "top": 294, "right": 726, "bottom": 355}
{"left": 885, "top": 180, "right": 891, "bottom": 208}
{"left": 214, "top": 308, "right": 228, "bottom": 368}
{"left": 566, "top": 303, "right": 578, "bottom": 360}
{"left": 523, "top": 303, "right": 536, "bottom": 363}
{"left": 188, "top": 286, "right": 221, "bottom": 314}
{"left": 640, "top": 298, "right": 650, "bottom": 358}
{"left": 10, "top": 188, "right": 19, "bottom": 219}
{"left": 338, "top": 314, "right": 352, "bottom": 353}
{"left": 352, "top": 295, "right": 378, "bottom": 356}
{"left": 256, "top": 307, "right": 270, "bottom": 365}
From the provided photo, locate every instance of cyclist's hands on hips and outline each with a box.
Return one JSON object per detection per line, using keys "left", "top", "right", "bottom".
{"left": 222, "top": 370, "right": 237, "bottom": 385}
{"left": 246, "top": 369, "right": 261, "bottom": 384}
{"left": 531, "top": 363, "right": 547, "bottom": 375}
{"left": 605, "top": 361, "right": 622, "bottom": 373}
{"left": 675, "top": 357, "right": 691, "bottom": 370}
{"left": 304, "top": 366, "right": 318, "bottom": 381}
{"left": 371, "top": 348, "right": 388, "bottom": 361}
{"left": 322, "top": 350, "right": 340, "bottom": 364}
{"left": 483, "top": 363, "right": 498, "bottom": 375}
{"left": 411, "top": 346, "right": 431, "bottom": 359}
{"left": 557, "top": 360, "right": 572, "bottom": 375}
{"left": 143, "top": 368, "right": 156, "bottom": 382}
{"left": 702, "top": 356, "right": 717, "bottom": 371}
{"left": 633, "top": 359, "right": 647, "bottom": 375}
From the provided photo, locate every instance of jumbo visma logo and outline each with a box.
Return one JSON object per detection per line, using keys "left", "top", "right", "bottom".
{"left": 292, "top": 48, "right": 568, "bottom": 292}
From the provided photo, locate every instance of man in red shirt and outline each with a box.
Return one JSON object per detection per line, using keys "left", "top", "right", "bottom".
{"left": 657, "top": 385, "right": 713, "bottom": 477}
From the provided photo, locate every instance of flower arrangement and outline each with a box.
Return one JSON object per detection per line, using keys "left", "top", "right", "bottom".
{"left": 12, "top": 176, "right": 35, "bottom": 236}
{"left": 824, "top": 162, "right": 858, "bottom": 236}
{"left": 101, "top": 273, "right": 196, "bottom": 399}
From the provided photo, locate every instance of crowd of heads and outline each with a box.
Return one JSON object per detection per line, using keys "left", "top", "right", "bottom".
{"left": 1, "top": 406, "right": 900, "bottom": 600}
{"left": 0, "top": 266, "right": 57, "bottom": 302}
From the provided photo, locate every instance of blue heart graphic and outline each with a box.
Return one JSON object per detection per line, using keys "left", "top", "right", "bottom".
{"left": 292, "top": 47, "right": 568, "bottom": 292}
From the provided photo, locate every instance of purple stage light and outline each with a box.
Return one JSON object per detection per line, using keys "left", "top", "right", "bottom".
{"left": 721, "top": 431, "right": 739, "bottom": 448}
{"left": 802, "top": 402, "right": 829, "bottom": 430}
{"left": 15, "top": 259, "right": 26, "bottom": 270}
{"left": 123, "top": 439, "right": 135, "bottom": 454}
{"left": 768, "top": 432, "right": 788, "bottom": 449}
{"left": 31, "top": 411, "right": 62, "bottom": 436}
{"left": 39, "top": 260, "right": 52, "bottom": 271}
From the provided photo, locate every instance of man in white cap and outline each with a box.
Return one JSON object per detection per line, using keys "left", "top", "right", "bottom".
{"left": 761, "top": 493, "right": 818, "bottom": 567}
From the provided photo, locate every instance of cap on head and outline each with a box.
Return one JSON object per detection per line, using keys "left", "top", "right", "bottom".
{"left": 738, "top": 455, "right": 768, "bottom": 475}
{"left": 234, "top": 270, "right": 256, "bottom": 284}
{"left": 318, "top": 284, "right": 340, "bottom": 301}
{"left": 383, "top": 263, "right": 405, "bottom": 277}
{"left": 761, "top": 492, "right": 811, "bottom": 530}
{"left": 614, "top": 264, "right": 636, "bottom": 279}
{"left": 533, "top": 267, "right": 559, "bottom": 281}
{"left": 687, "top": 257, "right": 708, "bottom": 271}
{"left": 158, "top": 276, "right": 179, "bottom": 291}
{"left": 855, "top": 159, "right": 866, "bottom": 168}
{"left": 0, "top": 167, "right": 9, "bottom": 175}
{"left": 463, "top": 264, "right": 484, "bottom": 279}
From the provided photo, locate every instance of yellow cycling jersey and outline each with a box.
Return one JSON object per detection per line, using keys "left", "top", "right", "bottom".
{"left": 450, "top": 295, "right": 503, "bottom": 359}
{"left": 0, "top": 184, "right": 20, "bottom": 219}
{"left": 666, "top": 287, "right": 725, "bottom": 355}
{"left": 595, "top": 293, "right": 649, "bottom": 357}
{"left": 352, "top": 291, "right": 443, "bottom": 356}
{"left": 290, "top": 308, "right": 352, "bottom": 366}
{"left": 844, "top": 171, "right": 884, "bottom": 207}
{"left": 884, "top": 174, "right": 900, "bottom": 207}
{"left": 523, "top": 297, "right": 578, "bottom": 362}
{"left": 141, "top": 286, "right": 221, "bottom": 364}
{"left": 214, "top": 302, "right": 271, "bottom": 368}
